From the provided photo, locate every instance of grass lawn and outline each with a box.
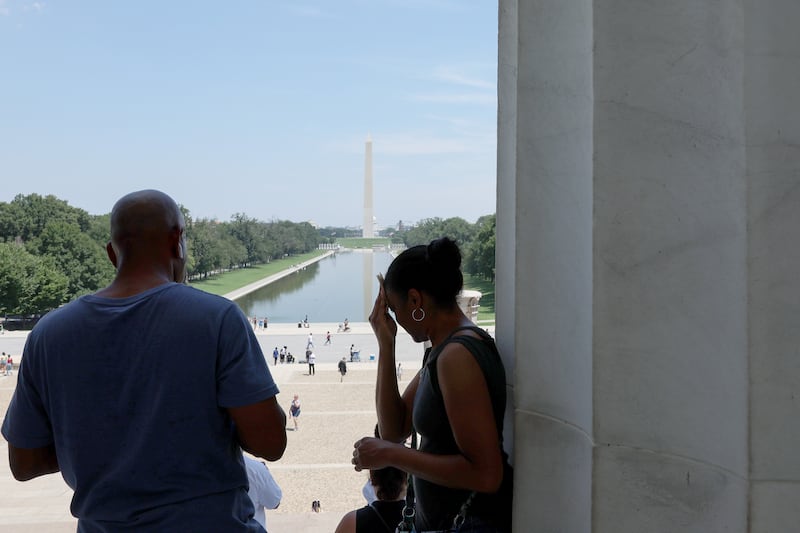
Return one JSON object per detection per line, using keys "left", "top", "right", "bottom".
{"left": 189, "top": 250, "right": 327, "bottom": 296}
{"left": 335, "top": 237, "right": 391, "bottom": 249}
{"left": 463, "top": 274, "right": 496, "bottom": 324}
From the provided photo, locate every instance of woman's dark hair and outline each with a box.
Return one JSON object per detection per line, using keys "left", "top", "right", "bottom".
{"left": 369, "top": 465, "right": 407, "bottom": 501}
{"left": 370, "top": 424, "right": 408, "bottom": 501}
{"left": 384, "top": 237, "right": 463, "bottom": 308}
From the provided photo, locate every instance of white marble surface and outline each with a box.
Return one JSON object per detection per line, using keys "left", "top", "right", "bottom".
{"left": 498, "top": 0, "right": 594, "bottom": 529}
{"left": 746, "top": 1, "right": 800, "bottom": 527}
{"left": 495, "top": 0, "right": 800, "bottom": 530}
{"left": 513, "top": 411, "right": 592, "bottom": 533}
{"left": 593, "top": 445, "right": 748, "bottom": 533}
{"left": 745, "top": 0, "right": 800, "bottom": 474}
{"left": 750, "top": 482, "right": 800, "bottom": 533}
{"left": 591, "top": 2, "right": 749, "bottom": 529}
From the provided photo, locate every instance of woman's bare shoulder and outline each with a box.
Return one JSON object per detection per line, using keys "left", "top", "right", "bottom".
{"left": 334, "top": 509, "right": 357, "bottom": 533}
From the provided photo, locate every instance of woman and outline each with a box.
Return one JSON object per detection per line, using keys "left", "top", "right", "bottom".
{"left": 289, "top": 394, "right": 301, "bottom": 431}
{"left": 351, "top": 237, "right": 512, "bottom": 532}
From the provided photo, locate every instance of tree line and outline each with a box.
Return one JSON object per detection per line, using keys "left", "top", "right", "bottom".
{"left": 391, "top": 214, "right": 496, "bottom": 282}
{"left": 0, "top": 194, "right": 319, "bottom": 316}
{"left": 0, "top": 193, "right": 496, "bottom": 317}
{"left": 317, "top": 215, "right": 496, "bottom": 282}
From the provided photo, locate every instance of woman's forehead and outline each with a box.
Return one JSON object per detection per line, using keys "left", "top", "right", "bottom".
{"left": 384, "top": 290, "right": 402, "bottom": 307}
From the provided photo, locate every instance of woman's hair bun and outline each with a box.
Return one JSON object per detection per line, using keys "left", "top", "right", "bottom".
{"left": 385, "top": 236, "right": 464, "bottom": 308}
{"left": 427, "top": 237, "right": 462, "bottom": 271}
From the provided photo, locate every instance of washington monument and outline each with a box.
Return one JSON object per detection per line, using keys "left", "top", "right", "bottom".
{"left": 363, "top": 134, "right": 374, "bottom": 238}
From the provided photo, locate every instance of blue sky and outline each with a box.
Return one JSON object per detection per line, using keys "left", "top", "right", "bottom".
{"left": 0, "top": 1, "right": 498, "bottom": 228}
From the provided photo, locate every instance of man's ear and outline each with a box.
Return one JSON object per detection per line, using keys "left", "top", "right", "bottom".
{"left": 169, "top": 228, "right": 184, "bottom": 260}
{"left": 106, "top": 242, "right": 118, "bottom": 268}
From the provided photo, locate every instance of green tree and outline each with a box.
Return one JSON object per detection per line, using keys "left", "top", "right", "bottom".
{"left": 0, "top": 201, "right": 23, "bottom": 243}
{"left": 229, "top": 213, "right": 260, "bottom": 266}
{"left": 28, "top": 221, "right": 115, "bottom": 298}
{"left": 403, "top": 217, "right": 476, "bottom": 248}
{"left": 86, "top": 214, "right": 111, "bottom": 248}
{"left": 0, "top": 243, "right": 69, "bottom": 314}
{"left": 2, "top": 193, "right": 90, "bottom": 242}
{"left": 187, "top": 218, "right": 244, "bottom": 278}
{"left": 464, "top": 214, "right": 496, "bottom": 281}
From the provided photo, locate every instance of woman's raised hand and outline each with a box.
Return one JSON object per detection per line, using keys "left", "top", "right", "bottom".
{"left": 369, "top": 282, "right": 397, "bottom": 344}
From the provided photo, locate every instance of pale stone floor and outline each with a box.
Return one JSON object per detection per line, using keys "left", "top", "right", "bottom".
{"left": 0, "top": 323, "right": 425, "bottom": 533}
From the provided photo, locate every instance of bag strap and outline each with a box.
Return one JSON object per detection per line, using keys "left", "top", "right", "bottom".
{"left": 368, "top": 502, "right": 395, "bottom": 533}
{"left": 425, "top": 326, "right": 506, "bottom": 438}
{"left": 425, "top": 326, "right": 496, "bottom": 397}
{"left": 401, "top": 397, "right": 477, "bottom": 532}
{"left": 396, "top": 429, "right": 417, "bottom": 532}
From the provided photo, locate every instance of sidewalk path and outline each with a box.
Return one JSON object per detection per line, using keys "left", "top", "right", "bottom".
{"left": 223, "top": 250, "right": 335, "bottom": 301}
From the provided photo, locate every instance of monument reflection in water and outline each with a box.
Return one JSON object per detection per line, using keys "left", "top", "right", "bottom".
{"left": 233, "top": 250, "right": 394, "bottom": 323}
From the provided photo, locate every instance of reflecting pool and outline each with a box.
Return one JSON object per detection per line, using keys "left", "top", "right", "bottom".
{"left": 234, "top": 250, "right": 394, "bottom": 323}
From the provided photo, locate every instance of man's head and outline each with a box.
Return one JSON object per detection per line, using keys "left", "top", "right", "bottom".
{"left": 107, "top": 190, "right": 186, "bottom": 283}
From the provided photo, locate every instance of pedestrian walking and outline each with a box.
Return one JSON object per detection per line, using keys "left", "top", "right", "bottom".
{"left": 289, "top": 394, "right": 301, "bottom": 431}
{"left": 338, "top": 358, "right": 347, "bottom": 382}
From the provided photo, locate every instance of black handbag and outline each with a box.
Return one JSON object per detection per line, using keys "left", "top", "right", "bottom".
{"left": 394, "top": 430, "right": 477, "bottom": 533}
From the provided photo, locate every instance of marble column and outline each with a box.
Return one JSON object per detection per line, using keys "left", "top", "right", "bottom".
{"left": 745, "top": 0, "right": 800, "bottom": 530}
{"left": 498, "top": 0, "right": 762, "bottom": 531}
{"left": 497, "top": 1, "right": 594, "bottom": 530}
{"left": 592, "top": 1, "right": 749, "bottom": 531}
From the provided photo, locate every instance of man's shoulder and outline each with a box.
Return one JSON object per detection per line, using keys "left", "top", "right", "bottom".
{"left": 167, "top": 284, "right": 239, "bottom": 311}
{"left": 29, "top": 297, "right": 87, "bottom": 332}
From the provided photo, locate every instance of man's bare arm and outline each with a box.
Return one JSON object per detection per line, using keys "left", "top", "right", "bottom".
{"left": 228, "top": 397, "right": 287, "bottom": 461}
{"left": 8, "top": 443, "right": 60, "bottom": 481}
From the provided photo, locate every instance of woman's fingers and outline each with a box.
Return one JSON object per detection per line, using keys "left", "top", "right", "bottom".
{"left": 369, "top": 289, "right": 394, "bottom": 337}
{"left": 352, "top": 437, "right": 367, "bottom": 471}
{"left": 368, "top": 290, "right": 384, "bottom": 325}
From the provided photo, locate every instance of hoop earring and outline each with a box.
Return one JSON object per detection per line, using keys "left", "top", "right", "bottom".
{"left": 412, "top": 308, "right": 425, "bottom": 322}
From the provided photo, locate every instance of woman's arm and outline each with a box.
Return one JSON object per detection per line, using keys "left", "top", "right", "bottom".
{"left": 354, "top": 342, "right": 504, "bottom": 493}
{"left": 370, "top": 286, "right": 416, "bottom": 442}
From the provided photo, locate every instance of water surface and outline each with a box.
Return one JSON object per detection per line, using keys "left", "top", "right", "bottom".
{"left": 234, "top": 250, "right": 394, "bottom": 323}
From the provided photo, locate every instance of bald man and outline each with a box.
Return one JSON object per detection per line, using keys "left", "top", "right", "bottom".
{"left": 2, "top": 190, "right": 286, "bottom": 532}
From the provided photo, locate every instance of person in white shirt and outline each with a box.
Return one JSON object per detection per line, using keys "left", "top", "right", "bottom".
{"left": 244, "top": 456, "right": 282, "bottom": 532}
{"left": 307, "top": 350, "right": 316, "bottom": 375}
